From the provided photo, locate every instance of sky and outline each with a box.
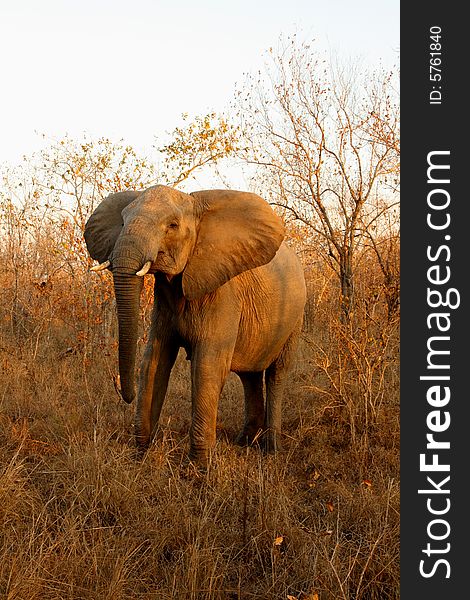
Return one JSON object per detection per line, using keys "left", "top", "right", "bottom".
{"left": 0, "top": 0, "right": 399, "bottom": 169}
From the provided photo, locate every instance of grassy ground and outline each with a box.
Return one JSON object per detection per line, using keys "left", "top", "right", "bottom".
{"left": 0, "top": 253, "right": 399, "bottom": 599}
{"left": 0, "top": 312, "right": 399, "bottom": 600}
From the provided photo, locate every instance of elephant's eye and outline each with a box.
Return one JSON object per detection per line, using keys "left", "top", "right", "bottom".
{"left": 168, "top": 221, "right": 179, "bottom": 230}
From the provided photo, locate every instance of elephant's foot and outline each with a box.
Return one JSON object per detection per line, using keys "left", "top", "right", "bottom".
{"left": 235, "top": 426, "right": 264, "bottom": 447}
{"left": 134, "top": 425, "right": 152, "bottom": 453}
{"left": 261, "top": 429, "right": 282, "bottom": 454}
{"left": 135, "top": 413, "right": 160, "bottom": 451}
{"left": 181, "top": 455, "right": 209, "bottom": 477}
{"left": 188, "top": 442, "right": 214, "bottom": 469}
{"left": 134, "top": 439, "right": 150, "bottom": 458}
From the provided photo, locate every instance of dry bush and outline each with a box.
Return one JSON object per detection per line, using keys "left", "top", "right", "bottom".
{"left": 302, "top": 239, "right": 399, "bottom": 458}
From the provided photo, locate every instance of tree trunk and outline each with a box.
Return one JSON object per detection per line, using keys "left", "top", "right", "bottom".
{"left": 339, "top": 252, "right": 354, "bottom": 323}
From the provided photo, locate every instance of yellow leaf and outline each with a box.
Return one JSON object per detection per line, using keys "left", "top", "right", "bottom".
{"left": 274, "top": 535, "right": 284, "bottom": 546}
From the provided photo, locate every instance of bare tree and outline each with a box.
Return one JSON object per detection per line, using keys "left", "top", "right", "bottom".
{"left": 235, "top": 37, "right": 399, "bottom": 320}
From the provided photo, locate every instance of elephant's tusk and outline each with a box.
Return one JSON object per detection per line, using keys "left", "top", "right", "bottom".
{"left": 90, "top": 260, "right": 110, "bottom": 272}
{"left": 112, "top": 374, "right": 124, "bottom": 401}
{"left": 136, "top": 261, "right": 152, "bottom": 276}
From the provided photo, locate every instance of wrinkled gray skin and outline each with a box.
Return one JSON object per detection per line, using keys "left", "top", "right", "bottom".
{"left": 84, "top": 185, "right": 306, "bottom": 464}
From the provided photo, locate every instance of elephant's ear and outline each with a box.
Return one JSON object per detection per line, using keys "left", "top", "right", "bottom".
{"left": 84, "top": 191, "right": 141, "bottom": 263}
{"left": 182, "top": 190, "right": 285, "bottom": 300}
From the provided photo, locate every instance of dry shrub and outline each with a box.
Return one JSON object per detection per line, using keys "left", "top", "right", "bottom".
{"left": 302, "top": 240, "right": 399, "bottom": 461}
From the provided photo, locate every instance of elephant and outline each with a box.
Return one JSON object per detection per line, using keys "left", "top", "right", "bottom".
{"left": 84, "top": 185, "right": 306, "bottom": 464}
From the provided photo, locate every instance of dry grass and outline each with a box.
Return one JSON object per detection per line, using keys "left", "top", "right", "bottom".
{"left": 0, "top": 251, "right": 399, "bottom": 600}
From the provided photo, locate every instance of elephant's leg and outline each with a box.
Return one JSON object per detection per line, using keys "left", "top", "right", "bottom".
{"left": 135, "top": 335, "right": 178, "bottom": 448}
{"left": 189, "top": 344, "right": 233, "bottom": 465}
{"left": 236, "top": 371, "right": 265, "bottom": 445}
{"left": 264, "top": 325, "right": 301, "bottom": 453}
{"left": 149, "top": 341, "right": 179, "bottom": 439}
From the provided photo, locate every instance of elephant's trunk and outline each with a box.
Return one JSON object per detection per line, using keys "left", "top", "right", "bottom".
{"left": 113, "top": 270, "right": 144, "bottom": 404}
{"left": 112, "top": 237, "right": 143, "bottom": 404}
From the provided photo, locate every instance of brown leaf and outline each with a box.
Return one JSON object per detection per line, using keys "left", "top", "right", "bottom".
{"left": 308, "top": 469, "right": 321, "bottom": 487}
{"left": 326, "top": 501, "right": 334, "bottom": 513}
